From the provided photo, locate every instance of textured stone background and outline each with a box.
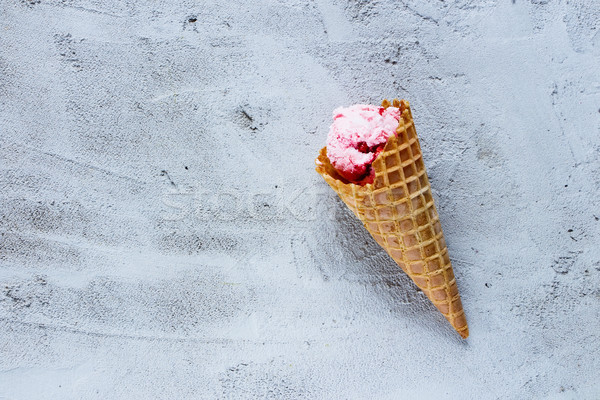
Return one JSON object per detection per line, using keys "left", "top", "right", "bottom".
{"left": 1, "top": 0, "right": 599, "bottom": 398}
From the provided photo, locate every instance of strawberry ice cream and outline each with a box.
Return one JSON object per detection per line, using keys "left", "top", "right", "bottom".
{"left": 326, "top": 104, "right": 401, "bottom": 184}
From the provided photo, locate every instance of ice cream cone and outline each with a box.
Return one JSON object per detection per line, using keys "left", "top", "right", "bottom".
{"left": 315, "top": 99, "right": 469, "bottom": 338}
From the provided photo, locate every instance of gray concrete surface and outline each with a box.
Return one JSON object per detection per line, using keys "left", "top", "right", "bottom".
{"left": 1, "top": 0, "right": 599, "bottom": 398}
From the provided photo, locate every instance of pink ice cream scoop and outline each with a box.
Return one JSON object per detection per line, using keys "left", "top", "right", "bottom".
{"left": 326, "top": 104, "right": 401, "bottom": 184}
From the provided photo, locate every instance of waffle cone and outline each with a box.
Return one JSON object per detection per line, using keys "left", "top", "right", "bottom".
{"left": 315, "top": 99, "right": 468, "bottom": 338}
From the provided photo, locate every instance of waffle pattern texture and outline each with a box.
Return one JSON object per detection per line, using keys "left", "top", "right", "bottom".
{"left": 315, "top": 99, "right": 469, "bottom": 338}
